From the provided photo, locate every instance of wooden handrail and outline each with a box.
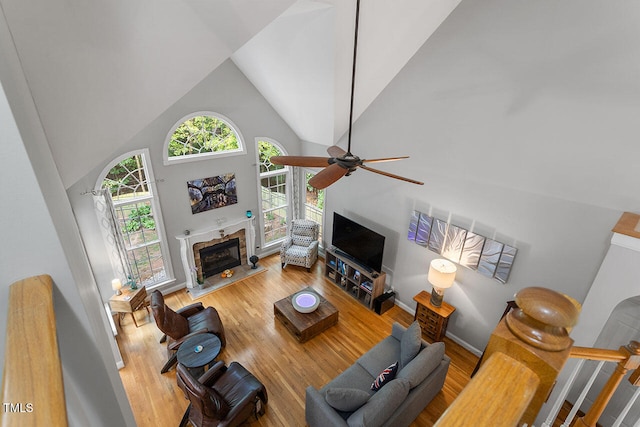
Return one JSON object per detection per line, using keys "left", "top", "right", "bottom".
{"left": 435, "top": 352, "right": 539, "bottom": 427}
{"left": 570, "top": 346, "right": 628, "bottom": 362}
{"left": 1, "top": 275, "right": 67, "bottom": 427}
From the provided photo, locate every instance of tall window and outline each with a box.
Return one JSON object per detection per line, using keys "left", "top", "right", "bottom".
{"left": 99, "top": 150, "right": 172, "bottom": 287}
{"left": 304, "top": 171, "right": 325, "bottom": 242}
{"left": 257, "top": 139, "right": 290, "bottom": 248}
{"left": 164, "top": 112, "right": 246, "bottom": 165}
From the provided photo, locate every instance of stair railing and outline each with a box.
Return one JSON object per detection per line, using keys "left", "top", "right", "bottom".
{"left": 1, "top": 275, "right": 67, "bottom": 426}
{"left": 541, "top": 342, "right": 640, "bottom": 427}
{"left": 436, "top": 285, "right": 640, "bottom": 427}
{"left": 436, "top": 286, "right": 580, "bottom": 427}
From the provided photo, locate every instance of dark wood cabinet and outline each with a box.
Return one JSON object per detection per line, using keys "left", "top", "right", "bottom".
{"left": 413, "top": 291, "right": 456, "bottom": 342}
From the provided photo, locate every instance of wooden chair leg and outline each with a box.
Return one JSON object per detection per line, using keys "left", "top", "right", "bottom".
{"left": 179, "top": 404, "right": 191, "bottom": 427}
{"left": 161, "top": 353, "right": 178, "bottom": 374}
{"left": 130, "top": 312, "right": 139, "bottom": 328}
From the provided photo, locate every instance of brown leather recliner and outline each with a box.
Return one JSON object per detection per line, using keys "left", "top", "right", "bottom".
{"left": 177, "top": 361, "right": 268, "bottom": 427}
{"left": 150, "top": 290, "right": 226, "bottom": 373}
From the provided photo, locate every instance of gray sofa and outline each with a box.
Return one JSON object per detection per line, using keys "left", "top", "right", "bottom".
{"left": 306, "top": 321, "right": 450, "bottom": 427}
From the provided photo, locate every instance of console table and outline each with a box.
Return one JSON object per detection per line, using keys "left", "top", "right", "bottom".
{"left": 109, "top": 286, "right": 148, "bottom": 328}
{"left": 413, "top": 291, "right": 456, "bottom": 342}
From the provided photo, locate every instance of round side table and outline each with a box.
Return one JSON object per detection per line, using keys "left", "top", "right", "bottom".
{"left": 177, "top": 333, "right": 222, "bottom": 375}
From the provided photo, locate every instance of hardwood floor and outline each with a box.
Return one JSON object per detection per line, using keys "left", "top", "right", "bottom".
{"left": 116, "top": 254, "right": 479, "bottom": 426}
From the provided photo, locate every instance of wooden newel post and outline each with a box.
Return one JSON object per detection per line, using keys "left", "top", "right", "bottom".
{"left": 481, "top": 287, "right": 580, "bottom": 426}
{"left": 575, "top": 341, "right": 640, "bottom": 427}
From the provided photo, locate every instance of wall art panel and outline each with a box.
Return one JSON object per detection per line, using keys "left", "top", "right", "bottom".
{"left": 459, "top": 231, "right": 485, "bottom": 270}
{"left": 416, "top": 213, "right": 433, "bottom": 247}
{"left": 407, "top": 210, "right": 420, "bottom": 241}
{"left": 495, "top": 245, "right": 517, "bottom": 283}
{"left": 428, "top": 218, "right": 447, "bottom": 254}
{"left": 477, "top": 239, "right": 504, "bottom": 278}
{"left": 442, "top": 224, "right": 467, "bottom": 263}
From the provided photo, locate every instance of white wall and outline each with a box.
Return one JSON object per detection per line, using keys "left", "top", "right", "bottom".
{"left": 322, "top": 0, "right": 639, "bottom": 353}
{"left": 0, "top": 74, "right": 134, "bottom": 427}
{"left": 67, "top": 59, "right": 301, "bottom": 300}
{"left": 0, "top": 7, "right": 134, "bottom": 425}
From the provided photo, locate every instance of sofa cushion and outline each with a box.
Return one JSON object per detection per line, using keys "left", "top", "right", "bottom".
{"left": 347, "top": 378, "right": 411, "bottom": 427}
{"left": 357, "top": 336, "right": 401, "bottom": 378}
{"left": 324, "top": 388, "right": 371, "bottom": 412}
{"left": 397, "top": 341, "right": 445, "bottom": 389}
{"left": 400, "top": 321, "right": 422, "bottom": 369}
{"left": 322, "top": 363, "right": 376, "bottom": 393}
{"left": 371, "top": 361, "right": 398, "bottom": 391}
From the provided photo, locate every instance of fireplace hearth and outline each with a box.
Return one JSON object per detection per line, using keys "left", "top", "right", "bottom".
{"left": 199, "top": 238, "right": 241, "bottom": 278}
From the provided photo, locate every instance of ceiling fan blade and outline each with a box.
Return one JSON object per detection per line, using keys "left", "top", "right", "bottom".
{"left": 309, "top": 164, "right": 349, "bottom": 189}
{"left": 269, "top": 156, "right": 332, "bottom": 168}
{"left": 362, "top": 156, "right": 409, "bottom": 163}
{"left": 327, "top": 145, "right": 347, "bottom": 158}
{"left": 359, "top": 164, "right": 424, "bottom": 185}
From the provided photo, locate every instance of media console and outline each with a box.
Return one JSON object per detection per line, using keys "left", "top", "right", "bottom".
{"left": 324, "top": 247, "right": 385, "bottom": 310}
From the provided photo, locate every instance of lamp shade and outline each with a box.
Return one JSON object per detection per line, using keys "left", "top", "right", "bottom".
{"left": 111, "top": 278, "right": 123, "bottom": 291}
{"left": 428, "top": 259, "right": 457, "bottom": 289}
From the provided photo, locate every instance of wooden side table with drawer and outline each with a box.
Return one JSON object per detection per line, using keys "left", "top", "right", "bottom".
{"left": 109, "top": 285, "right": 149, "bottom": 328}
{"left": 413, "top": 291, "right": 456, "bottom": 342}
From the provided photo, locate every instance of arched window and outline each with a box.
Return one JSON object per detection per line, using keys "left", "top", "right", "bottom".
{"left": 164, "top": 112, "right": 246, "bottom": 165}
{"left": 256, "top": 139, "right": 290, "bottom": 248}
{"left": 96, "top": 149, "right": 173, "bottom": 288}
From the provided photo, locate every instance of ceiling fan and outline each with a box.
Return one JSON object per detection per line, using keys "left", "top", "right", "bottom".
{"left": 269, "top": 0, "right": 424, "bottom": 189}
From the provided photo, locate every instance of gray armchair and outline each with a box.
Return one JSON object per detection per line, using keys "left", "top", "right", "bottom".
{"left": 280, "top": 219, "right": 319, "bottom": 272}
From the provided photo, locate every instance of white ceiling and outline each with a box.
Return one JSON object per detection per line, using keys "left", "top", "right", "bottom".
{"left": 0, "top": 0, "right": 460, "bottom": 188}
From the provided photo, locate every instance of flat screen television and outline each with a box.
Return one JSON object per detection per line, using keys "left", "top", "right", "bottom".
{"left": 331, "top": 212, "right": 385, "bottom": 273}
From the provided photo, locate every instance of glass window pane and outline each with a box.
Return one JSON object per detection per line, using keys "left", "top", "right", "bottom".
{"left": 264, "top": 207, "right": 288, "bottom": 244}
{"left": 102, "top": 153, "right": 168, "bottom": 287}
{"left": 168, "top": 115, "right": 241, "bottom": 158}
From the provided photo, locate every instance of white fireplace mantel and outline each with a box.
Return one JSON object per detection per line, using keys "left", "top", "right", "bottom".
{"left": 176, "top": 217, "right": 256, "bottom": 289}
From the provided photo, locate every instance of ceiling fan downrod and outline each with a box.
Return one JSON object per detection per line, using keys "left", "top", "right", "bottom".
{"left": 346, "top": 0, "right": 361, "bottom": 156}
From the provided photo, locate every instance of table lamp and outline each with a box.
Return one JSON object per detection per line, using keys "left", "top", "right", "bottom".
{"left": 112, "top": 278, "right": 123, "bottom": 296}
{"left": 428, "top": 259, "right": 457, "bottom": 307}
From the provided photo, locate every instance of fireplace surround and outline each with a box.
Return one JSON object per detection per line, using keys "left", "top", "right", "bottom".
{"left": 176, "top": 217, "right": 256, "bottom": 289}
{"left": 199, "top": 238, "right": 241, "bottom": 278}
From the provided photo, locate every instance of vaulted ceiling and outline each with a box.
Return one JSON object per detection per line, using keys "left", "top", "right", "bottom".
{"left": 0, "top": 0, "right": 460, "bottom": 188}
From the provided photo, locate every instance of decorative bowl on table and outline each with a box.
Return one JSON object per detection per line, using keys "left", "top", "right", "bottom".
{"left": 292, "top": 291, "right": 320, "bottom": 313}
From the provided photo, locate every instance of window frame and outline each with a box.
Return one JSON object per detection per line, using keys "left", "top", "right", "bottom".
{"left": 255, "top": 138, "right": 292, "bottom": 251}
{"left": 163, "top": 111, "right": 247, "bottom": 166}
{"left": 302, "top": 169, "right": 325, "bottom": 244}
{"left": 96, "top": 148, "right": 175, "bottom": 290}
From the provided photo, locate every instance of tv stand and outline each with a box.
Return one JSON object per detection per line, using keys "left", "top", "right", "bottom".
{"left": 324, "top": 248, "right": 385, "bottom": 310}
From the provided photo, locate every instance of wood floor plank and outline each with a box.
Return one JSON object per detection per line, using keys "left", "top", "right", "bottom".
{"left": 116, "top": 253, "right": 479, "bottom": 426}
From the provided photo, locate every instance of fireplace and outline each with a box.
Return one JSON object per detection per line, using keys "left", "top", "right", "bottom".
{"left": 199, "top": 238, "right": 241, "bottom": 278}
{"left": 177, "top": 217, "right": 255, "bottom": 289}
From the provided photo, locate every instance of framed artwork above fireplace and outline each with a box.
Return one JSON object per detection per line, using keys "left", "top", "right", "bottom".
{"left": 187, "top": 173, "right": 238, "bottom": 214}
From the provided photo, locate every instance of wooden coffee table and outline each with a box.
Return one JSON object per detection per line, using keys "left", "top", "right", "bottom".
{"left": 274, "top": 287, "right": 338, "bottom": 343}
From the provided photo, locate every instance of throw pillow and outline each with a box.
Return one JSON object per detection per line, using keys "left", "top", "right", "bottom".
{"left": 371, "top": 361, "right": 398, "bottom": 391}
{"left": 397, "top": 341, "right": 445, "bottom": 389}
{"left": 324, "top": 387, "right": 371, "bottom": 412}
{"left": 400, "top": 321, "right": 422, "bottom": 369}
